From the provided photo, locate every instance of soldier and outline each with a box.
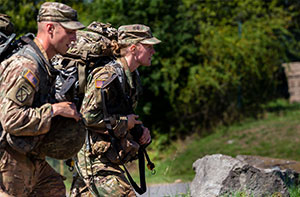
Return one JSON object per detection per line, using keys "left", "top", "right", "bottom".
{"left": 71, "top": 24, "right": 161, "bottom": 197}
{"left": 0, "top": 2, "right": 84, "bottom": 196}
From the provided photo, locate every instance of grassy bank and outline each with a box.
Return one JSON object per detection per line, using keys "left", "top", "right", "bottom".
{"left": 142, "top": 99, "right": 300, "bottom": 184}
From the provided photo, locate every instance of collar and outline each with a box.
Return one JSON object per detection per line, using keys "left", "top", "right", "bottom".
{"left": 33, "top": 38, "right": 49, "bottom": 62}
{"left": 33, "top": 38, "right": 54, "bottom": 77}
{"left": 117, "top": 57, "right": 134, "bottom": 89}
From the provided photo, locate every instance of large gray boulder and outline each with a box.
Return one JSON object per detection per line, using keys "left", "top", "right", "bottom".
{"left": 191, "top": 154, "right": 290, "bottom": 197}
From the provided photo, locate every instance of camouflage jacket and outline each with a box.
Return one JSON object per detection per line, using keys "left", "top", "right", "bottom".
{"left": 78, "top": 57, "right": 142, "bottom": 175}
{"left": 0, "top": 39, "right": 55, "bottom": 138}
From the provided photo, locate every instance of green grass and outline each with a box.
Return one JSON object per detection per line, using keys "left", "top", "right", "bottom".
{"left": 289, "top": 185, "right": 300, "bottom": 197}
{"left": 141, "top": 99, "right": 300, "bottom": 184}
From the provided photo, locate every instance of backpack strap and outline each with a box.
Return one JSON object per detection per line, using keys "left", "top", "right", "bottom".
{"left": 57, "top": 59, "right": 78, "bottom": 98}
{"left": 58, "top": 75, "right": 77, "bottom": 97}
{"left": 77, "top": 61, "right": 86, "bottom": 95}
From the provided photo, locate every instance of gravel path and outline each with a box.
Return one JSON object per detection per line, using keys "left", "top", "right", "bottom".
{"left": 136, "top": 182, "right": 191, "bottom": 197}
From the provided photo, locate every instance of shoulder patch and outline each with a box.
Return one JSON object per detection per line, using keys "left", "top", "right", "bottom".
{"left": 7, "top": 77, "right": 35, "bottom": 106}
{"left": 24, "top": 70, "right": 39, "bottom": 88}
{"left": 95, "top": 79, "right": 104, "bottom": 89}
{"left": 16, "top": 86, "right": 30, "bottom": 103}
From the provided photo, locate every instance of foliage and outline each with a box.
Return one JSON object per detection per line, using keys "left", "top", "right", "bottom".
{"left": 169, "top": 0, "right": 296, "bottom": 133}
{"left": 79, "top": 0, "right": 300, "bottom": 141}
{"left": 289, "top": 185, "right": 300, "bottom": 197}
{"left": 2, "top": 0, "right": 300, "bottom": 143}
{"left": 0, "top": 0, "right": 40, "bottom": 35}
{"left": 0, "top": 0, "right": 89, "bottom": 35}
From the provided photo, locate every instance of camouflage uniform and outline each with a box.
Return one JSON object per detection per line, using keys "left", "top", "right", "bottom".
{"left": 0, "top": 14, "right": 14, "bottom": 36}
{"left": 70, "top": 24, "right": 160, "bottom": 197}
{"left": 0, "top": 3, "right": 84, "bottom": 196}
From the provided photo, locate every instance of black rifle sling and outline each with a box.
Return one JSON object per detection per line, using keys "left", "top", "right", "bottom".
{"left": 100, "top": 86, "right": 147, "bottom": 195}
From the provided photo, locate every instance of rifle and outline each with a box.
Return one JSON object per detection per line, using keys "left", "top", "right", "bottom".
{"left": 100, "top": 73, "right": 155, "bottom": 195}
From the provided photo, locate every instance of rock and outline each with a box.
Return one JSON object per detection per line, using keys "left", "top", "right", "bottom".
{"left": 191, "top": 154, "right": 290, "bottom": 197}
{"left": 237, "top": 155, "right": 300, "bottom": 187}
{"left": 237, "top": 154, "right": 300, "bottom": 173}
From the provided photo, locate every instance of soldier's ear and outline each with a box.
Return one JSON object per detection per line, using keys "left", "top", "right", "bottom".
{"left": 128, "top": 44, "right": 137, "bottom": 55}
{"left": 128, "top": 44, "right": 136, "bottom": 52}
{"left": 45, "top": 23, "right": 55, "bottom": 34}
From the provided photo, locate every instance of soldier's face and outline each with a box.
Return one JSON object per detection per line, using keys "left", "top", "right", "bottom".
{"left": 135, "top": 44, "right": 155, "bottom": 66}
{"left": 52, "top": 23, "right": 76, "bottom": 55}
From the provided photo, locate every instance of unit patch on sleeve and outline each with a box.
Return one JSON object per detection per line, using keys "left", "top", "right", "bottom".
{"left": 24, "top": 70, "right": 39, "bottom": 88}
{"left": 16, "top": 85, "right": 30, "bottom": 103}
{"left": 7, "top": 77, "right": 35, "bottom": 106}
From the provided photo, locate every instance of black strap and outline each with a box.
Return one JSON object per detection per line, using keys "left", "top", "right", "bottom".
{"left": 59, "top": 75, "right": 76, "bottom": 96}
{"left": 144, "top": 149, "right": 155, "bottom": 172}
{"left": 122, "top": 148, "right": 147, "bottom": 194}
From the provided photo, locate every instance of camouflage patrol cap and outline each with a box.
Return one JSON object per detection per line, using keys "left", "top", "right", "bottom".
{"left": 0, "top": 14, "right": 14, "bottom": 36}
{"left": 37, "top": 2, "right": 85, "bottom": 30}
{"left": 118, "top": 24, "right": 161, "bottom": 45}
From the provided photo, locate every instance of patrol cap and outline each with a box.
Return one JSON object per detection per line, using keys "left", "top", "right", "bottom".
{"left": 0, "top": 14, "right": 14, "bottom": 35}
{"left": 118, "top": 24, "right": 161, "bottom": 45}
{"left": 37, "top": 2, "right": 85, "bottom": 30}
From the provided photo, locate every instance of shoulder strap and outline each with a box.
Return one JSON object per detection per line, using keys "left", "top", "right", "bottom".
{"left": 20, "top": 35, "right": 58, "bottom": 76}
{"left": 109, "top": 60, "right": 125, "bottom": 87}
{"left": 77, "top": 61, "right": 86, "bottom": 94}
{"left": 21, "top": 47, "right": 44, "bottom": 73}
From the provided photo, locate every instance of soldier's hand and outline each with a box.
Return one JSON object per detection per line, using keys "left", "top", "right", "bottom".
{"left": 139, "top": 126, "right": 151, "bottom": 145}
{"left": 127, "top": 114, "right": 142, "bottom": 130}
{"left": 51, "top": 102, "right": 81, "bottom": 122}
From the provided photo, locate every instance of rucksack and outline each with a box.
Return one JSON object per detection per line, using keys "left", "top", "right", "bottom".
{"left": 53, "top": 21, "right": 118, "bottom": 109}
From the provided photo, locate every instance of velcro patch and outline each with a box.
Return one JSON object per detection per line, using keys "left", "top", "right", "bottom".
{"left": 95, "top": 79, "right": 104, "bottom": 89}
{"left": 16, "top": 86, "right": 30, "bottom": 103}
{"left": 24, "top": 70, "right": 39, "bottom": 88}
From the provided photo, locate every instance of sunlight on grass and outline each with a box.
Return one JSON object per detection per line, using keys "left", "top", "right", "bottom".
{"left": 143, "top": 99, "right": 300, "bottom": 185}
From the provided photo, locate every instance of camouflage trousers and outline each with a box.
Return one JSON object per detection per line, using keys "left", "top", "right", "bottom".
{"left": 70, "top": 170, "right": 136, "bottom": 197}
{"left": 0, "top": 145, "right": 66, "bottom": 197}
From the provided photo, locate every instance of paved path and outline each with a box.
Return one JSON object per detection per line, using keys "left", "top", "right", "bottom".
{"left": 136, "top": 182, "right": 191, "bottom": 197}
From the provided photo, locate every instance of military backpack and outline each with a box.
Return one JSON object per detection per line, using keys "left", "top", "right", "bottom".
{"left": 53, "top": 21, "right": 118, "bottom": 108}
